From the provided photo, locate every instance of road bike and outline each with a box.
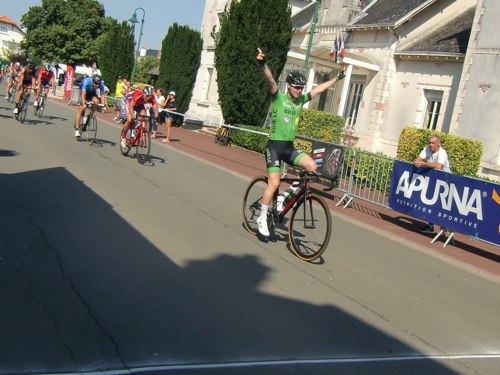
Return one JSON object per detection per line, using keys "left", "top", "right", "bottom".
{"left": 34, "top": 88, "right": 48, "bottom": 118}
{"left": 77, "top": 101, "right": 103, "bottom": 145}
{"left": 214, "top": 125, "right": 231, "bottom": 146}
{"left": 119, "top": 115, "right": 152, "bottom": 165}
{"left": 14, "top": 88, "right": 32, "bottom": 124}
{"left": 242, "top": 171, "right": 332, "bottom": 262}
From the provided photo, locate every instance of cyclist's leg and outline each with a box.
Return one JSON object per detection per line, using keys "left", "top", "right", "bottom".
{"left": 295, "top": 152, "right": 318, "bottom": 173}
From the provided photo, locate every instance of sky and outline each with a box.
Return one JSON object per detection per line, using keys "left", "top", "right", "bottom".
{"left": 2, "top": 0, "right": 206, "bottom": 50}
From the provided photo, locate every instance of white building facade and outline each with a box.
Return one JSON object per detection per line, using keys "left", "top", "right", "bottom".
{"left": 0, "top": 16, "right": 25, "bottom": 60}
{"left": 187, "top": 0, "right": 499, "bottom": 180}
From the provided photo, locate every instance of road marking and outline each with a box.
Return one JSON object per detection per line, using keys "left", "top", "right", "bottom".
{"left": 50, "top": 353, "right": 500, "bottom": 374}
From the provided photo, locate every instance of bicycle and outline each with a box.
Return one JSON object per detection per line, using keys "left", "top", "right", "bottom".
{"left": 119, "top": 115, "right": 152, "bottom": 165}
{"left": 34, "top": 88, "right": 48, "bottom": 118}
{"left": 77, "top": 101, "right": 103, "bottom": 145}
{"left": 15, "top": 88, "right": 32, "bottom": 124}
{"left": 242, "top": 171, "right": 332, "bottom": 262}
{"left": 214, "top": 125, "right": 231, "bottom": 146}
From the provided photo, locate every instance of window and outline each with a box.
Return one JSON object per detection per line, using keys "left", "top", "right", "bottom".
{"left": 0, "top": 26, "right": 8, "bottom": 34}
{"left": 345, "top": 82, "right": 364, "bottom": 125}
{"left": 423, "top": 90, "right": 443, "bottom": 130}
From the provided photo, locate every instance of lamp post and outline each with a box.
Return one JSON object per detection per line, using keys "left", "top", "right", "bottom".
{"left": 128, "top": 7, "right": 145, "bottom": 83}
{"left": 302, "top": 0, "right": 321, "bottom": 75}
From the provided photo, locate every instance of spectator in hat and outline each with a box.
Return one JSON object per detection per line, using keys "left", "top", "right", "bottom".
{"left": 161, "top": 90, "right": 177, "bottom": 143}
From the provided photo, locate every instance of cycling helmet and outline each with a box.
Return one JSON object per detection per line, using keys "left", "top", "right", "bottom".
{"left": 143, "top": 86, "right": 154, "bottom": 96}
{"left": 286, "top": 71, "right": 306, "bottom": 87}
{"left": 27, "top": 62, "right": 36, "bottom": 70}
{"left": 45, "top": 64, "right": 52, "bottom": 72}
{"left": 92, "top": 74, "right": 102, "bottom": 84}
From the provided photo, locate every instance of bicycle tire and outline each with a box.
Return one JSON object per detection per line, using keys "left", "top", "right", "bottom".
{"left": 84, "top": 114, "right": 97, "bottom": 145}
{"left": 289, "top": 193, "right": 331, "bottom": 262}
{"left": 242, "top": 176, "right": 268, "bottom": 235}
{"left": 119, "top": 131, "right": 131, "bottom": 156}
{"left": 19, "top": 100, "right": 27, "bottom": 124}
{"left": 37, "top": 95, "right": 46, "bottom": 118}
{"left": 136, "top": 128, "right": 151, "bottom": 165}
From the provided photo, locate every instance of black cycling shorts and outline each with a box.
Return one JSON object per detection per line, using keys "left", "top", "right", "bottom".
{"left": 265, "top": 140, "right": 307, "bottom": 173}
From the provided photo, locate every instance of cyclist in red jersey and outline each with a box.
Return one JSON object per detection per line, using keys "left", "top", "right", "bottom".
{"left": 34, "top": 64, "right": 55, "bottom": 107}
{"left": 14, "top": 62, "right": 37, "bottom": 114}
{"left": 120, "top": 85, "right": 159, "bottom": 149}
{"left": 5, "top": 62, "right": 21, "bottom": 100}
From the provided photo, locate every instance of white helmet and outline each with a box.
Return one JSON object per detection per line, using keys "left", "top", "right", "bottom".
{"left": 169, "top": 91, "right": 176, "bottom": 96}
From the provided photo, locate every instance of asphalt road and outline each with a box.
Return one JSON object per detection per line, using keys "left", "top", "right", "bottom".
{"left": 1, "top": 85, "right": 499, "bottom": 374}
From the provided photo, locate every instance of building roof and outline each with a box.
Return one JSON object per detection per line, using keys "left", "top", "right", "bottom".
{"left": 0, "top": 15, "right": 26, "bottom": 35}
{"left": 348, "top": 0, "right": 436, "bottom": 29}
{"left": 398, "top": 7, "right": 474, "bottom": 55}
{"left": 291, "top": 2, "right": 316, "bottom": 31}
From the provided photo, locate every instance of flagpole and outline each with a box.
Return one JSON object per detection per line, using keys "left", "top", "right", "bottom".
{"left": 302, "top": 0, "right": 321, "bottom": 75}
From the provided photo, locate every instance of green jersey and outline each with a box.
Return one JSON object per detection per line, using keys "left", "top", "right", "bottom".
{"left": 269, "top": 91, "right": 310, "bottom": 141}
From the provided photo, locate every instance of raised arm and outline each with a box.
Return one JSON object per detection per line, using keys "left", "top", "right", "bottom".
{"left": 309, "top": 67, "right": 345, "bottom": 99}
{"left": 257, "top": 47, "right": 278, "bottom": 95}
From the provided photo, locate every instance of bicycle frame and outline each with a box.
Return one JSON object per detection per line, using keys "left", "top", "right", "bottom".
{"left": 129, "top": 117, "right": 147, "bottom": 147}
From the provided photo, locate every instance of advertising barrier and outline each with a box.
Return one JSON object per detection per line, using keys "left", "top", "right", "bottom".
{"left": 389, "top": 161, "right": 500, "bottom": 246}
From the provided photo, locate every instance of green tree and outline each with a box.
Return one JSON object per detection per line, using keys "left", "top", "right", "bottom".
{"left": 134, "top": 56, "right": 160, "bottom": 86}
{"left": 99, "top": 19, "right": 135, "bottom": 89}
{"left": 157, "top": 23, "right": 202, "bottom": 114}
{"left": 214, "top": 0, "right": 292, "bottom": 125}
{"left": 20, "top": 0, "right": 106, "bottom": 65}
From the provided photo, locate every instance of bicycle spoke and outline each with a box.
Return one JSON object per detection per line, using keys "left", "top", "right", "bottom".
{"left": 289, "top": 194, "right": 331, "bottom": 261}
{"left": 136, "top": 129, "right": 151, "bottom": 165}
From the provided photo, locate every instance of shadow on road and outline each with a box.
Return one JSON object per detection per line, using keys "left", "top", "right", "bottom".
{"left": 0, "top": 167, "right": 458, "bottom": 374}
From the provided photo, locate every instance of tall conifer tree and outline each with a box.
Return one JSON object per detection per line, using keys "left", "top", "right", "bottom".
{"left": 214, "top": 0, "right": 292, "bottom": 125}
{"left": 158, "top": 23, "right": 203, "bottom": 114}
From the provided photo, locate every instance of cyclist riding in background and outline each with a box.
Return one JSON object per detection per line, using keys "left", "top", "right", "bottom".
{"left": 34, "top": 64, "right": 55, "bottom": 107}
{"left": 13, "top": 62, "right": 37, "bottom": 114}
{"left": 255, "top": 47, "right": 345, "bottom": 237}
{"left": 74, "top": 74, "right": 107, "bottom": 138}
{"left": 5, "top": 62, "right": 21, "bottom": 100}
{"left": 120, "top": 85, "right": 159, "bottom": 149}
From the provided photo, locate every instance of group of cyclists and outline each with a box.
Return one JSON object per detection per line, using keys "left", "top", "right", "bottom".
{"left": 4, "top": 61, "right": 55, "bottom": 114}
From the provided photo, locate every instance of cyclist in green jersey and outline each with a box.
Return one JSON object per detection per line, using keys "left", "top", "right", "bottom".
{"left": 256, "top": 47, "right": 345, "bottom": 237}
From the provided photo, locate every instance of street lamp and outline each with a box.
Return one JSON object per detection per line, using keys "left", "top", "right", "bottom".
{"left": 128, "top": 7, "right": 145, "bottom": 83}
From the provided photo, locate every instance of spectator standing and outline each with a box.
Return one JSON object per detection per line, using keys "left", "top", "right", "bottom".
{"left": 414, "top": 135, "right": 451, "bottom": 234}
{"left": 161, "top": 90, "right": 177, "bottom": 143}
{"left": 113, "top": 76, "right": 125, "bottom": 121}
{"left": 153, "top": 88, "right": 166, "bottom": 139}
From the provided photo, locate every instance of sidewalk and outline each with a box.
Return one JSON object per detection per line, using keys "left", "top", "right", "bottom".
{"left": 59, "top": 96, "right": 500, "bottom": 281}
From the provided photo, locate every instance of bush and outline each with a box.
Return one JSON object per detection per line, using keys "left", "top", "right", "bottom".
{"left": 298, "top": 109, "right": 344, "bottom": 143}
{"left": 397, "top": 127, "right": 482, "bottom": 176}
{"left": 230, "top": 125, "right": 269, "bottom": 153}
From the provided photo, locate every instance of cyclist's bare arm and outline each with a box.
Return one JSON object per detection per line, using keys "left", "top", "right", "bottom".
{"left": 257, "top": 47, "right": 278, "bottom": 95}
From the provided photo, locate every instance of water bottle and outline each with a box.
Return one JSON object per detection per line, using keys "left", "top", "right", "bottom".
{"left": 282, "top": 183, "right": 299, "bottom": 207}
{"left": 277, "top": 194, "right": 285, "bottom": 212}
{"left": 82, "top": 114, "right": 88, "bottom": 125}
{"left": 131, "top": 129, "right": 136, "bottom": 138}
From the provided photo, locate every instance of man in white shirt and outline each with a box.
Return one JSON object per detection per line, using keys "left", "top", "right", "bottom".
{"left": 414, "top": 135, "right": 451, "bottom": 233}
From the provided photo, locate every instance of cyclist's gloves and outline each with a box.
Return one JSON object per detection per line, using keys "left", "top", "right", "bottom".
{"left": 336, "top": 70, "right": 345, "bottom": 81}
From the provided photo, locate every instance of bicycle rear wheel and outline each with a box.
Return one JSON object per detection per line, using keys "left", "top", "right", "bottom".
{"left": 289, "top": 194, "right": 331, "bottom": 262}
{"left": 242, "top": 176, "right": 268, "bottom": 235}
{"left": 136, "top": 128, "right": 151, "bottom": 164}
{"left": 84, "top": 114, "right": 97, "bottom": 145}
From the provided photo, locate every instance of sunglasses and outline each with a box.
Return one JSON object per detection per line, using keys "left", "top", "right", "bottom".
{"left": 291, "top": 85, "right": 304, "bottom": 90}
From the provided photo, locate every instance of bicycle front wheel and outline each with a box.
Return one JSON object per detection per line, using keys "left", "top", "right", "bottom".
{"left": 84, "top": 115, "right": 97, "bottom": 145}
{"left": 37, "top": 96, "right": 45, "bottom": 118}
{"left": 136, "top": 128, "right": 151, "bottom": 164}
{"left": 20, "top": 101, "right": 27, "bottom": 124}
{"left": 289, "top": 194, "right": 331, "bottom": 262}
{"left": 242, "top": 176, "right": 268, "bottom": 235}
